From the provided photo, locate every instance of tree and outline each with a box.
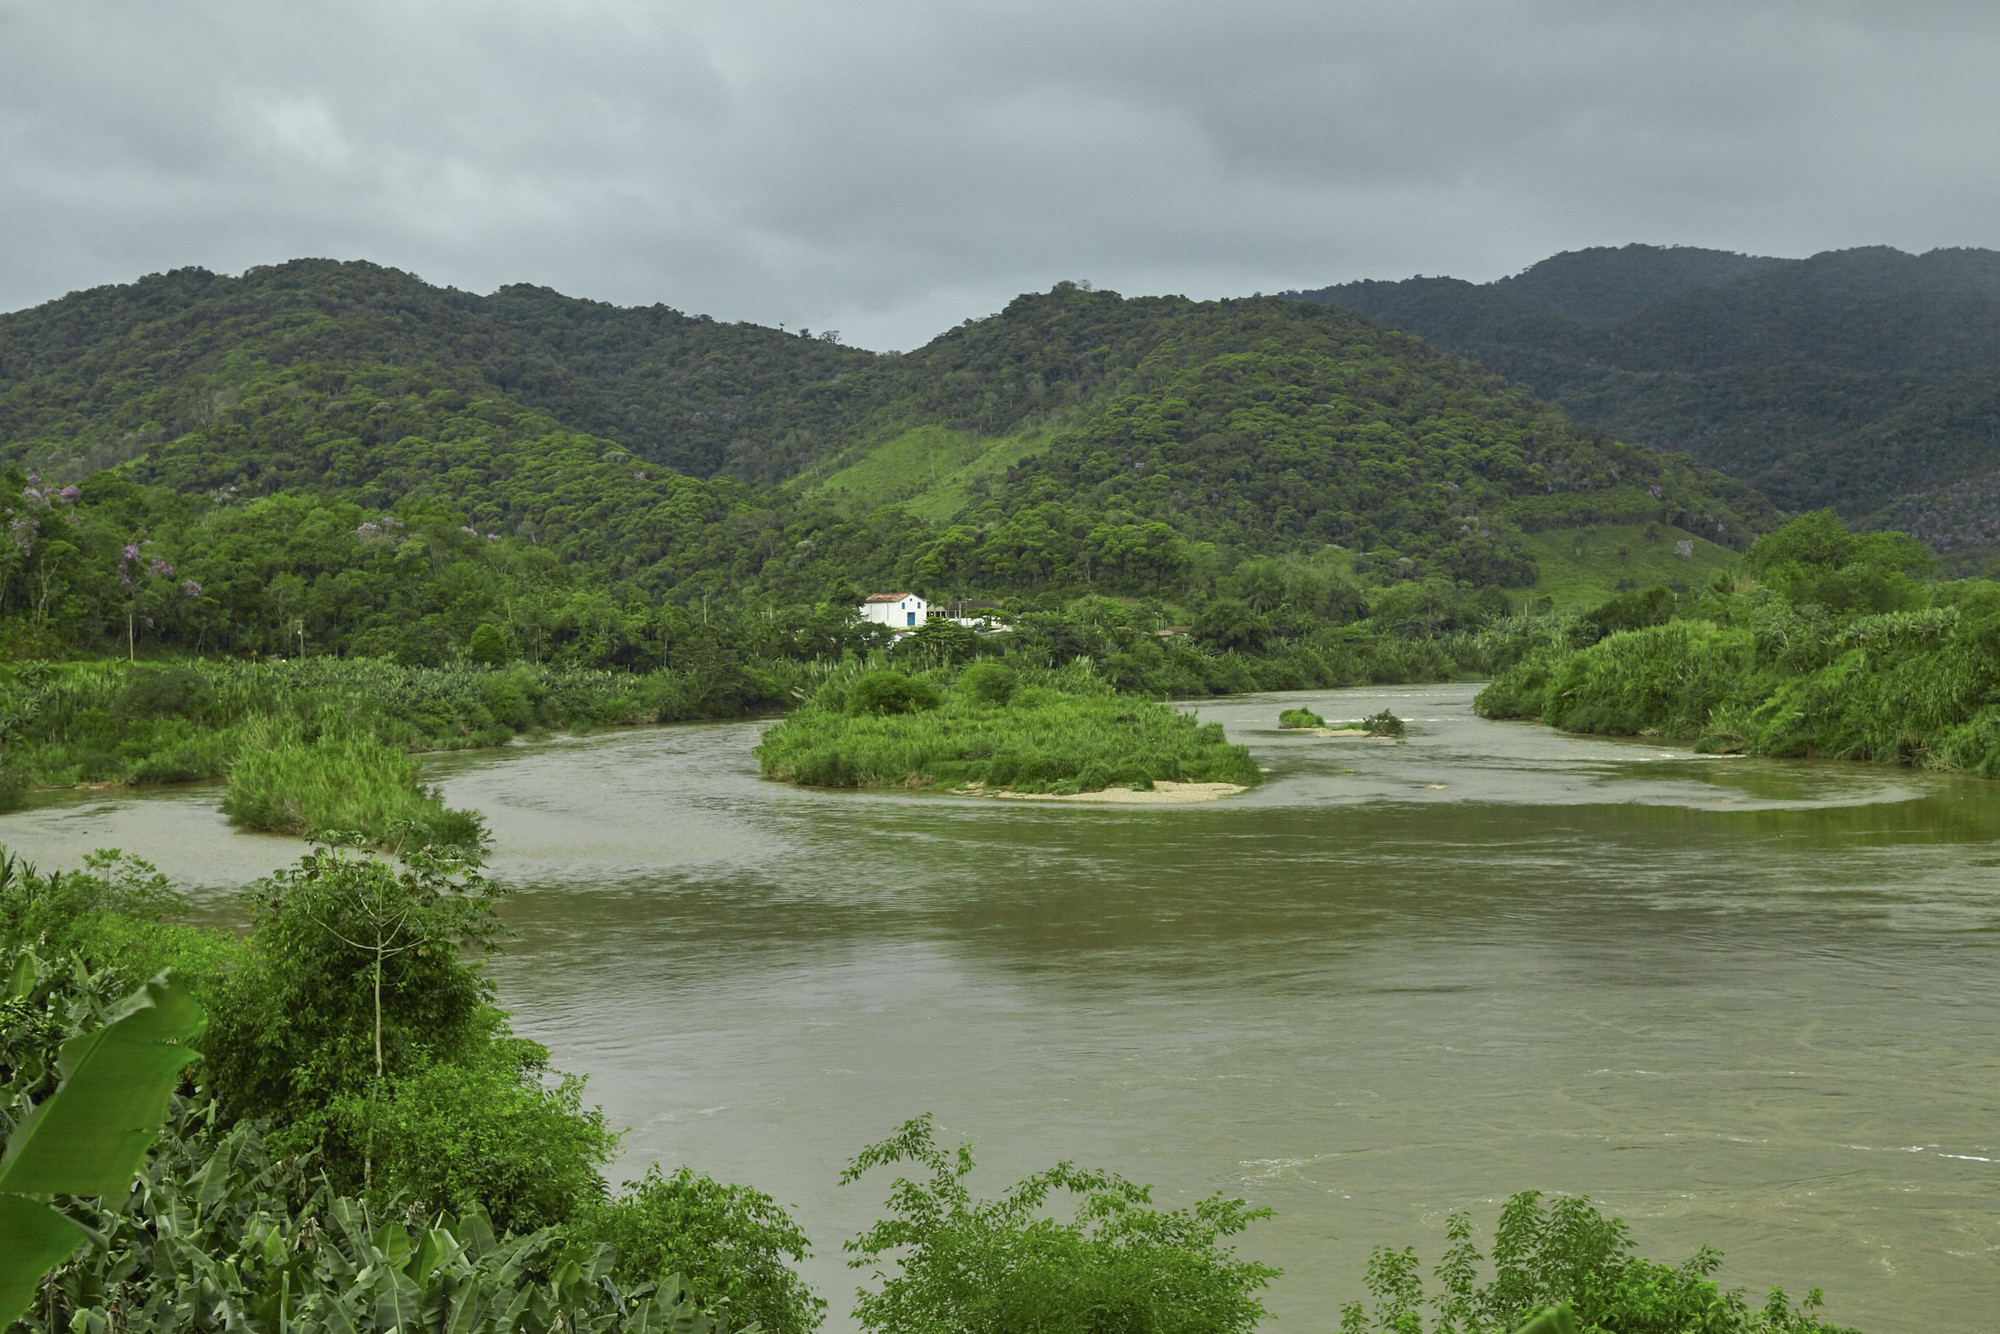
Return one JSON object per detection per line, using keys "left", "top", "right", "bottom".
{"left": 203, "top": 843, "right": 506, "bottom": 1188}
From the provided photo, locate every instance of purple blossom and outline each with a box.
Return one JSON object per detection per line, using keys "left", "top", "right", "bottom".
{"left": 148, "top": 557, "right": 174, "bottom": 577}
{"left": 182, "top": 578, "right": 202, "bottom": 598}
{"left": 123, "top": 543, "right": 142, "bottom": 562}
{"left": 486, "top": 532, "right": 500, "bottom": 541}
{"left": 56, "top": 486, "right": 78, "bottom": 503}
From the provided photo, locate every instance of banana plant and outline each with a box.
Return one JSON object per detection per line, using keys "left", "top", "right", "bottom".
{"left": 0, "top": 963, "right": 205, "bottom": 1324}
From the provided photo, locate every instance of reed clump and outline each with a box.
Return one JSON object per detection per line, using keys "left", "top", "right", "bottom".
{"left": 221, "top": 728, "right": 485, "bottom": 849}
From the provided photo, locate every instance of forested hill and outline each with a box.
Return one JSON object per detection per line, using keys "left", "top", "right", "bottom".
{"left": 1288, "top": 245, "right": 2000, "bottom": 552}
{"left": 1, "top": 261, "right": 1774, "bottom": 659}
{"left": 0, "top": 259, "right": 876, "bottom": 482}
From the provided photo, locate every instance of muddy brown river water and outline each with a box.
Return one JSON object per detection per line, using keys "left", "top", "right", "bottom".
{"left": 4, "top": 683, "right": 1996, "bottom": 1331}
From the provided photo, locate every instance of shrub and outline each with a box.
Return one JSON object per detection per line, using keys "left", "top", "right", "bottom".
{"left": 116, "top": 665, "right": 216, "bottom": 721}
{"left": 369, "top": 1047, "right": 616, "bottom": 1234}
{"left": 466, "top": 622, "right": 517, "bottom": 665}
{"left": 842, "top": 1115, "right": 1277, "bottom": 1334}
{"left": 584, "top": 1166, "right": 826, "bottom": 1334}
{"left": 1474, "top": 649, "right": 1567, "bottom": 720}
{"left": 1278, "top": 707, "right": 1325, "bottom": 729}
{"left": 847, "top": 670, "right": 943, "bottom": 717}
{"left": 957, "top": 662, "right": 1019, "bottom": 706}
{"left": 1338, "top": 1192, "right": 1859, "bottom": 1334}
{"left": 1360, "top": 710, "right": 1405, "bottom": 737}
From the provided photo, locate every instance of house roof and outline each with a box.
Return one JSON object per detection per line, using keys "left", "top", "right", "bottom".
{"left": 863, "top": 591, "right": 917, "bottom": 603}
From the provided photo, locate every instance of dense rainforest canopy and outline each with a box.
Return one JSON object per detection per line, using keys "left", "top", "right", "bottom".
{"left": 1288, "top": 244, "right": 2000, "bottom": 555}
{"left": 1, "top": 261, "right": 1773, "bottom": 662}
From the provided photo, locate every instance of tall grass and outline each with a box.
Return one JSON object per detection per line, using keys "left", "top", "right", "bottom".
{"left": 0, "top": 655, "right": 825, "bottom": 792}
{"left": 1475, "top": 586, "right": 2000, "bottom": 778}
{"left": 220, "top": 728, "right": 485, "bottom": 849}
{"left": 757, "top": 674, "right": 1259, "bottom": 794}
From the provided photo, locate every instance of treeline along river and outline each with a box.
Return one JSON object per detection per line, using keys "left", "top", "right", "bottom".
{"left": 3, "top": 684, "right": 1995, "bottom": 1333}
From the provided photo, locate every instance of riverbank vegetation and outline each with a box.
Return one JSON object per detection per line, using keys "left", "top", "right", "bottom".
{"left": 1477, "top": 511, "right": 2000, "bottom": 777}
{"left": 756, "top": 666, "right": 1259, "bottom": 795}
{"left": 1, "top": 842, "right": 1874, "bottom": 1331}
{"left": 220, "top": 731, "right": 485, "bottom": 848}
{"left": 4, "top": 844, "right": 1870, "bottom": 1332}
{"left": 1337, "top": 1192, "right": 1857, "bottom": 1334}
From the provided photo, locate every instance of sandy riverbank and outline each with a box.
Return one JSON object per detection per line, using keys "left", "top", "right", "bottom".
{"left": 958, "top": 779, "right": 1249, "bottom": 805}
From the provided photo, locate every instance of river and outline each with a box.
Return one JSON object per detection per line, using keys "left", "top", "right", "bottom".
{"left": 4, "top": 683, "right": 1996, "bottom": 1332}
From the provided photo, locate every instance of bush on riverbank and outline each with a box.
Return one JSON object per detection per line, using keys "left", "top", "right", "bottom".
{"left": 221, "top": 731, "right": 486, "bottom": 849}
{"left": 1339, "top": 1191, "right": 1859, "bottom": 1334}
{"left": 1475, "top": 513, "right": 2000, "bottom": 779}
{"left": 0, "top": 843, "right": 823, "bottom": 1334}
{"left": 757, "top": 671, "right": 1259, "bottom": 794}
{"left": 1279, "top": 707, "right": 1326, "bottom": 729}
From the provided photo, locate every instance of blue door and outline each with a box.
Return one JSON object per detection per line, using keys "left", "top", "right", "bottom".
{"left": 906, "top": 611, "right": 916, "bottom": 626}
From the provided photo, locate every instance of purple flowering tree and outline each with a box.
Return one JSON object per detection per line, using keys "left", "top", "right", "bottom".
{"left": 115, "top": 538, "right": 199, "bottom": 660}
{"left": 1, "top": 473, "right": 83, "bottom": 629}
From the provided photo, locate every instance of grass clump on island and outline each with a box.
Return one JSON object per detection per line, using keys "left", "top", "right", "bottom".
{"left": 757, "top": 664, "right": 1259, "bottom": 795}
{"left": 221, "top": 727, "right": 486, "bottom": 850}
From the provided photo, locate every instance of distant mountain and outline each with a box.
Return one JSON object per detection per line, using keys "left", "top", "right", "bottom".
{"left": 1, "top": 261, "right": 1773, "bottom": 602}
{"left": 1288, "top": 245, "right": 2000, "bottom": 550}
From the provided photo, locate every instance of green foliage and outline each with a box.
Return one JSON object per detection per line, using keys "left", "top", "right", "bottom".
{"left": 1337, "top": 1191, "right": 1858, "bottom": 1334}
{"left": 840, "top": 1114, "right": 1277, "bottom": 1334}
{"left": 759, "top": 672, "right": 1259, "bottom": 794}
{"left": 4, "top": 862, "right": 792, "bottom": 1332}
{"left": 846, "top": 670, "right": 944, "bottom": 717}
{"left": 1475, "top": 512, "right": 2000, "bottom": 779}
{"left": 200, "top": 845, "right": 524, "bottom": 1207}
{"left": 0, "top": 966, "right": 205, "bottom": 1325}
{"left": 221, "top": 730, "right": 487, "bottom": 850}
{"left": 955, "top": 661, "right": 1018, "bottom": 706}
{"left": 1580, "top": 587, "right": 1677, "bottom": 640}
{"left": 1474, "top": 649, "right": 1567, "bottom": 720}
{"left": 467, "top": 622, "right": 517, "bottom": 665}
{"left": 14, "top": 1105, "right": 743, "bottom": 1334}
{"left": 1541, "top": 622, "right": 1753, "bottom": 738}
{"left": 1278, "top": 707, "right": 1326, "bottom": 729}
{"left": 583, "top": 1165, "right": 826, "bottom": 1334}
{"left": 1297, "top": 243, "right": 2000, "bottom": 548}
{"left": 1360, "top": 710, "right": 1406, "bottom": 737}
{"left": 371, "top": 1047, "right": 616, "bottom": 1232}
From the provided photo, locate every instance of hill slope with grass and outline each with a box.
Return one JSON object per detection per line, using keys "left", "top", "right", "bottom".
{"left": 1289, "top": 245, "right": 2000, "bottom": 553}
{"left": 2, "top": 262, "right": 1775, "bottom": 649}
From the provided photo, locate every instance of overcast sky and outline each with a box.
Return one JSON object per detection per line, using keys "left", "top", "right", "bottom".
{"left": 3, "top": 0, "right": 1997, "bottom": 349}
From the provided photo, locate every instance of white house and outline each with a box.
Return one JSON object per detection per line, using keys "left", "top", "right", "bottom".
{"left": 859, "top": 591, "right": 928, "bottom": 629}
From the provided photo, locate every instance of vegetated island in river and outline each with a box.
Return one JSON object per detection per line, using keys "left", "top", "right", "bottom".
{"left": 1278, "top": 706, "right": 1406, "bottom": 738}
{"left": 755, "top": 664, "right": 1259, "bottom": 802}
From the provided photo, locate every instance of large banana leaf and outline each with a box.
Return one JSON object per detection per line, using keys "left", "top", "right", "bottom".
{"left": 0, "top": 974, "right": 205, "bottom": 1325}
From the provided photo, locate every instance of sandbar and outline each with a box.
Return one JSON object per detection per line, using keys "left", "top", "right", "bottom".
{"left": 958, "top": 780, "right": 1248, "bottom": 805}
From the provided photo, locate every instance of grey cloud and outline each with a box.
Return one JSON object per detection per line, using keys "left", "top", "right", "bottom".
{"left": 4, "top": 0, "right": 1999, "bottom": 349}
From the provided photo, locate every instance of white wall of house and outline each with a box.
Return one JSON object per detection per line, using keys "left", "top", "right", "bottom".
{"left": 859, "top": 594, "right": 928, "bottom": 629}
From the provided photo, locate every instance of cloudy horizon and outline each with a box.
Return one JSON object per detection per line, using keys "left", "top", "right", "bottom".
{"left": 4, "top": 0, "right": 1997, "bottom": 350}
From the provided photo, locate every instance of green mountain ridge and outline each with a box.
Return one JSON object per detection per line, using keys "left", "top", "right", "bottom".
{"left": 1287, "top": 244, "right": 2000, "bottom": 551}
{"left": 1, "top": 261, "right": 1771, "bottom": 643}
